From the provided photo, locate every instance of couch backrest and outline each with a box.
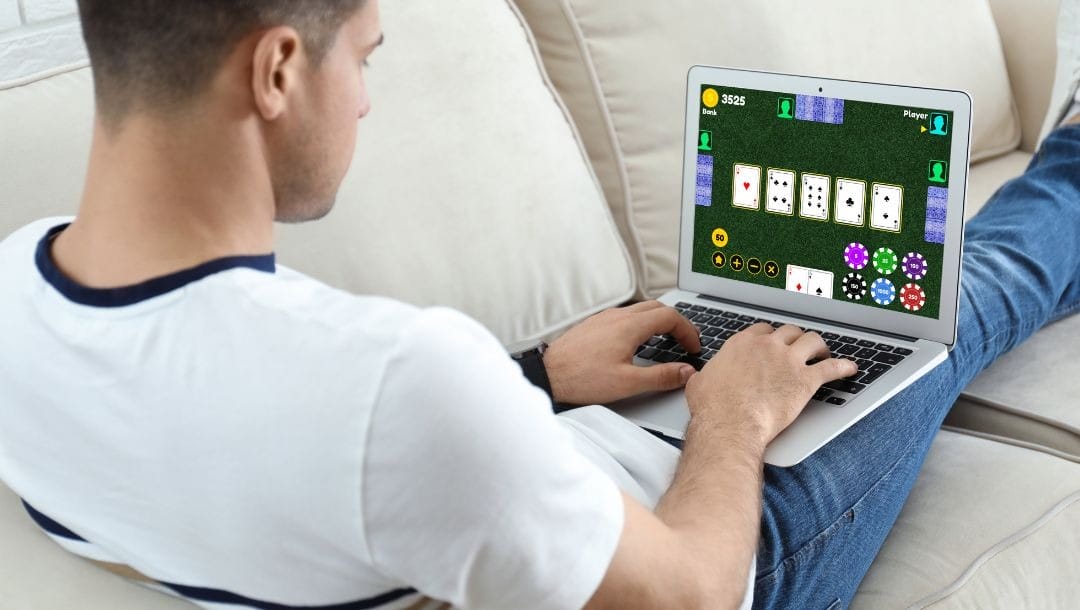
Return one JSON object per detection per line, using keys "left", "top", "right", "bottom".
{"left": 514, "top": 0, "right": 1022, "bottom": 297}
{"left": 0, "top": 0, "right": 635, "bottom": 344}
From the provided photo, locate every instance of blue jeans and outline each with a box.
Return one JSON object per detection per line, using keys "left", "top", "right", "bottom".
{"left": 747, "top": 125, "right": 1080, "bottom": 608}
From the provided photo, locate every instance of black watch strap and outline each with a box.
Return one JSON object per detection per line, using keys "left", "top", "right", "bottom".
{"left": 510, "top": 342, "right": 554, "bottom": 402}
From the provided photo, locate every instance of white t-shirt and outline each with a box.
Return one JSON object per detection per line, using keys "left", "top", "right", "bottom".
{"left": 0, "top": 218, "right": 753, "bottom": 609}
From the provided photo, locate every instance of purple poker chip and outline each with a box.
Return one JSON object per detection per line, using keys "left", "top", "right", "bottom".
{"left": 844, "top": 242, "right": 869, "bottom": 270}
{"left": 902, "top": 252, "right": 928, "bottom": 280}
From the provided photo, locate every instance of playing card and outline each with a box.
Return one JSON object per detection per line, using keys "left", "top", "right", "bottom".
{"left": 766, "top": 168, "right": 795, "bottom": 215}
{"left": 732, "top": 163, "right": 761, "bottom": 209}
{"left": 807, "top": 269, "right": 834, "bottom": 299}
{"left": 785, "top": 264, "right": 809, "bottom": 294}
{"left": 800, "top": 173, "right": 830, "bottom": 220}
{"left": 834, "top": 178, "right": 866, "bottom": 226}
{"left": 870, "top": 183, "right": 903, "bottom": 232}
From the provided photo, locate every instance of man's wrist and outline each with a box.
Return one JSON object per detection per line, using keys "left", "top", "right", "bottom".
{"left": 686, "top": 409, "right": 769, "bottom": 459}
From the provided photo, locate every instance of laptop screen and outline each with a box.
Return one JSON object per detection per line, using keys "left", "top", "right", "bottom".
{"left": 691, "top": 84, "right": 954, "bottom": 320}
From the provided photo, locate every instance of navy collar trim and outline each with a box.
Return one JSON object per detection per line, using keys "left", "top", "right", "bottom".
{"left": 35, "top": 223, "right": 276, "bottom": 308}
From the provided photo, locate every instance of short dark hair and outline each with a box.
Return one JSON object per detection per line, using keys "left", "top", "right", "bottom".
{"left": 77, "top": 1, "right": 366, "bottom": 123}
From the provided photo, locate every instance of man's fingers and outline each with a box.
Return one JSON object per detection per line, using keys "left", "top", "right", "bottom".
{"left": 638, "top": 307, "right": 701, "bottom": 353}
{"left": 625, "top": 362, "right": 696, "bottom": 394}
{"left": 811, "top": 357, "right": 858, "bottom": 384}
{"left": 624, "top": 300, "right": 664, "bottom": 313}
{"left": 770, "top": 324, "right": 804, "bottom": 344}
{"left": 792, "top": 331, "right": 829, "bottom": 362}
{"left": 740, "top": 322, "right": 774, "bottom": 336}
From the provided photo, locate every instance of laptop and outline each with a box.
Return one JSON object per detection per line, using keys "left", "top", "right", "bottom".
{"left": 613, "top": 66, "right": 971, "bottom": 467}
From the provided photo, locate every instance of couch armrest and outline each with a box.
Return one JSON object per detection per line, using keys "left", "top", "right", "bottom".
{"left": 987, "top": 0, "right": 1061, "bottom": 152}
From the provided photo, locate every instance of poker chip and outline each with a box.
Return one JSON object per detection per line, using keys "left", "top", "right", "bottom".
{"left": 870, "top": 278, "right": 896, "bottom": 306}
{"left": 844, "top": 242, "right": 869, "bottom": 270}
{"left": 872, "top": 247, "right": 898, "bottom": 275}
{"left": 902, "top": 252, "right": 928, "bottom": 280}
{"left": 900, "top": 283, "right": 927, "bottom": 312}
{"left": 842, "top": 272, "right": 868, "bottom": 300}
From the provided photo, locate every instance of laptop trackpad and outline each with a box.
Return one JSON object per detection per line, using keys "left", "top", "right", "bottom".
{"left": 609, "top": 389, "right": 691, "bottom": 440}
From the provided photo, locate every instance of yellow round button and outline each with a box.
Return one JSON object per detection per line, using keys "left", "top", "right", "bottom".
{"left": 702, "top": 88, "right": 719, "bottom": 109}
{"left": 764, "top": 260, "right": 780, "bottom": 279}
{"left": 712, "top": 252, "right": 726, "bottom": 269}
{"left": 711, "top": 227, "right": 729, "bottom": 248}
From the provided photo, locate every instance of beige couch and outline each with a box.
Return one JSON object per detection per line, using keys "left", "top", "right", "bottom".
{"left": 1, "top": 0, "right": 1078, "bottom": 607}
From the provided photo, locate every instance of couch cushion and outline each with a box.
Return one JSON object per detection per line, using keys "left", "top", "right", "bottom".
{"left": 0, "top": 481, "right": 192, "bottom": 608}
{"left": 964, "top": 150, "right": 1033, "bottom": 219}
{"left": 514, "top": 0, "right": 1022, "bottom": 297}
{"left": 947, "top": 313, "right": 1080, "bottom": 459}
{"left": 0, "top": 0, "right": 635, "bottom": 346}
{"left": 852, "top": 429, "right": 1080, "bottom": 608}
{"left": 986, "top": 0, "right": 1061, "bottom": 152}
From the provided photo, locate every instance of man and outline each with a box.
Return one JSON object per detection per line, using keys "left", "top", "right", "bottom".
{"left": 0, "top": 1, "right": 1078, "bottom": 609}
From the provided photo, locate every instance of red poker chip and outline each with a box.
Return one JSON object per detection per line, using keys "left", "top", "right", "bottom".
{"left": 900, "top": 283, "right": 926, "bottom": 312}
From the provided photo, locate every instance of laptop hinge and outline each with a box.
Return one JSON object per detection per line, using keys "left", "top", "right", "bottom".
{"left": 696, "top": 294, "right": 921, "bottom": 344}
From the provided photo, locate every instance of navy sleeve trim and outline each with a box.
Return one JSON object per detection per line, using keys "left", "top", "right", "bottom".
{"left": 35, "top": 223, "right": 276, "bottom": 308}
{"left": 22, "top": 500, "right": 87, "bottom": 541}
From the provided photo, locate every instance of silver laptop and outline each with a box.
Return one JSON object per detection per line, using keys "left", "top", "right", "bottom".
{"left": 614, "top": 66, "right": 971, "bottom": 467}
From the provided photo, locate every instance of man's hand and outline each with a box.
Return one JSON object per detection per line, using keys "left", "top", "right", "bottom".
{"left": 685, "top": 322, "right": 858, "bottom": 448}
{"left": 543, "top": 301, "right": 701, "bottom": 406}
{"left": 584, "top": 325, "right": 857, "bottom": 610}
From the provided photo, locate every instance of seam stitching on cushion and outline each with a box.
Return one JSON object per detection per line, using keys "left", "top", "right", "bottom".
{"left": 556, "top": 0, "right": 652, "bottom": 296}
{"left": 909, "top": 490, "right": 1080, "bottom": 608}
{"left": 504, "top": 0, "right": 638, "bottom": 305}
{"left": 940, "top": 425, "right": 1080, "bottom": 464}
{"left": 954, "top": 392, "right": 1080, "bottom": 437}
{"left": 0, "top": 60, "right": 90, "bottom": 91}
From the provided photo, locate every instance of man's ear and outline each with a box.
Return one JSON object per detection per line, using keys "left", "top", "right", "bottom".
{"left": 251, "top": 26, "right": 304, "bottom": 121}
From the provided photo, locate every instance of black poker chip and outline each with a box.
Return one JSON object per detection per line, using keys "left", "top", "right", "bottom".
{"left": 842, "top": 272, "right": 867, "bottom": 301}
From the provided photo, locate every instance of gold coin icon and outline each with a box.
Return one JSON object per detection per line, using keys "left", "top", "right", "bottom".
{"left": 711, "top": 227, "right": 729, "bottom": 248}
{"left": 702, "top": 88, "right": 719, "bottom": 108}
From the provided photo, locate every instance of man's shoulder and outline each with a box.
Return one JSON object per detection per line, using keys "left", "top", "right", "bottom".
{"left": 0, "top": 216, "right": 70, "bottom": 257}
{"left": 215, "top": 263, "right": 502, "bottom": 357}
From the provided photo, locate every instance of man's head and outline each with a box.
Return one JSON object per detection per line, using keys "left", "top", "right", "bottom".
{"left": 77, "top": 0, "right": 383, "bottom": 222}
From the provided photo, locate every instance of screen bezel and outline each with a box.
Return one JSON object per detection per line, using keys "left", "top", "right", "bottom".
{"left": 678, "top": 65, "right": 971, "bottom": 346}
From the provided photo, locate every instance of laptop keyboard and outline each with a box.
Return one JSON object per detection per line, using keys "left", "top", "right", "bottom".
{"left": 634, "top": 302, "right": 915, "bottom": 406}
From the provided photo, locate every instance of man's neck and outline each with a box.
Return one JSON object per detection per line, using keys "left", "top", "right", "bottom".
{"left": 51, "top": 112, "right": 277, "bottom": 289}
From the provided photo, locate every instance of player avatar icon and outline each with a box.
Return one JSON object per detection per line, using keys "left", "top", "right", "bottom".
{"left": 698, "top": 130, "right": 713, "bottom": 152}
{"left": 777, "top": 97, "right": 794, "bottom": 119}
{"left": 929, "top": 113, "right": 949, "bottom": 136}
{"left": 928, "top": 160, "right": 948, "bottom": 184}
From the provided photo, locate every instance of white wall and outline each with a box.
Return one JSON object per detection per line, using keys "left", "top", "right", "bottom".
{"left": 0, "top": 0, "right": 86, "bottom": 87}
